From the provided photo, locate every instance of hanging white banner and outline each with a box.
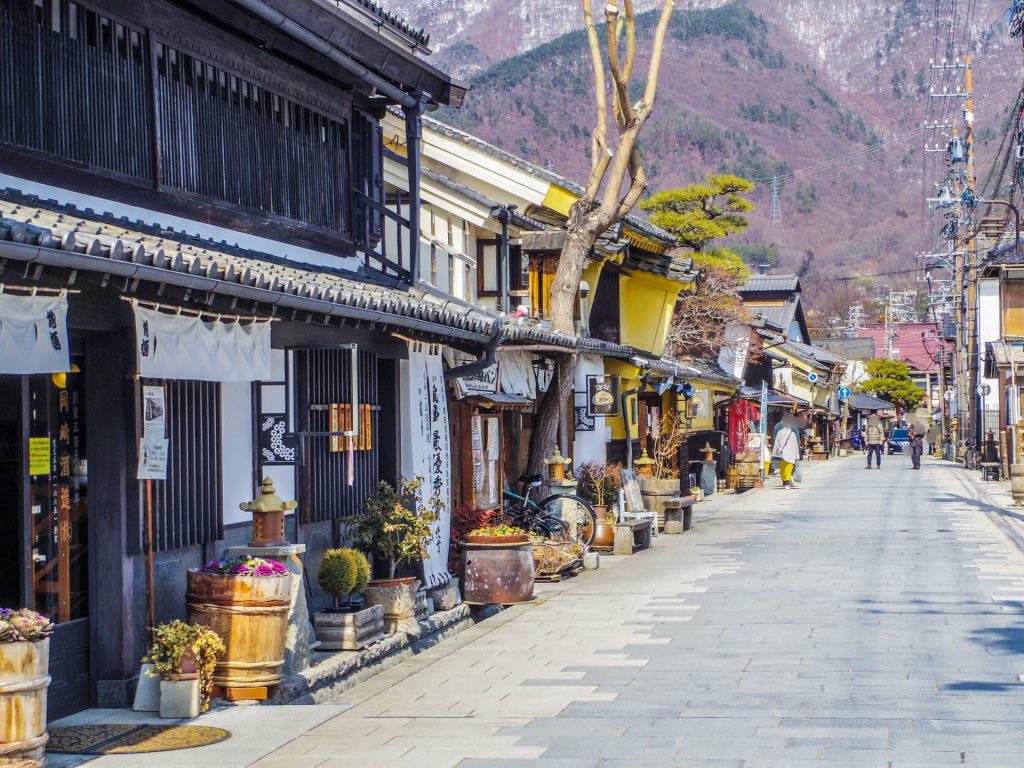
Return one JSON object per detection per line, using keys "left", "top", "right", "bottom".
{"left": 0, "top": 292, "right": 71, "bottom": 374}
{"left": 133, "top": 304, "right": 272, "bottom": 382}
{"left": 402, "top": 342, "right": 452, "bottom": 589}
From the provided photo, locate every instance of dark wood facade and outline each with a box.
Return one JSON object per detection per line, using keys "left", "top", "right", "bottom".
{"left": 0, "top": 0, "right": 465, "bottom": 718}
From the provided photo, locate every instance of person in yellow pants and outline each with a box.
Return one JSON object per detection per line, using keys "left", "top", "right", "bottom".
{"left": 771, "top": 417, "right": 802, "bottom": 489}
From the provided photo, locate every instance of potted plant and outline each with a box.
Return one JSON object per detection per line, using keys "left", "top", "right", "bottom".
{"left": 349, "top": 477, "right": 443, "bottom": 634}
{"left": 575, "top": 460, "right": 621, "bottom": 549}
{"left": 0, "top": 608, "right": 53, "bottom": 767}
{"left": 312, "top": 549, "right": 383, "bottom": 651}
{"left": 639, "top": 411, "right": 687, "bottom": 527}
{"left": 186, "top": 556, "right": 293, "bottom": 695}
{"left": 144, "top": 619, "right": 225, "bottom": 717}
{"left": 461, "top": 525, "right": 535, "bottom": 605}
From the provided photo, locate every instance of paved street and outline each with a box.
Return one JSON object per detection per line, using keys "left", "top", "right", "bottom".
{"left": 56, "top": 454, "right": 1024, "bottom": 767}
{"left": 241, "top": 454, "right": 1024, "bottom": 768}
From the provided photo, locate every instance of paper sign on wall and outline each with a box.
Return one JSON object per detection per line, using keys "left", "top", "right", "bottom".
{"left": 143, "top": 386, "right": 165, "bottom": 439}
{"left": 29, "top": 438, "right": 50, "bottom": 476}
{"left": 137, "top": 437, "right": 169, "bottom": 480}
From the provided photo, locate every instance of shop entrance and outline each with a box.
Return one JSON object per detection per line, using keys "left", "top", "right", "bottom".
{"left": 0, "top": 361, "right": 91, "bottom": 720}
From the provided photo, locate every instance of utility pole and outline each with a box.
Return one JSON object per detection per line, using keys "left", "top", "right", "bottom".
{"left": 768, "top": 175, "right": 783, "bottom": 243}
{"left": 963, "top": 55, "right": 982, "bottom": 449}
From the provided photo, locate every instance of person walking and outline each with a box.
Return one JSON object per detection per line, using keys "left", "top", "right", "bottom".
{"left": 926, "top": 421, "right": 942, "bottom": 456}
{"left": 864, "top": 413, "right": 885, "bottom": 469}
{"left": 909, "top": 422, "right": 924, "bottom": 470}
{"left": 772, "top": 417, "right": 801, "bottom": 489}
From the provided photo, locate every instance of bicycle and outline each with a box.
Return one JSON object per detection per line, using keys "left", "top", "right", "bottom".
{"left": 502, "top": 475, "right": 597, "bottom": 547}
{"left": 961, "top": 439, "right": 981, "bottom": 470}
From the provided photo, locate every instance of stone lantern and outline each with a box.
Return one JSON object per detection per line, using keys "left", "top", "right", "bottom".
{"left": 239, "top": 477, "right": 296, "bottom": 547}
{"left": 542, "top": 445, "right": 571, "bottom": 482}
{"left": 633, "top": 449, "right": 656, "bottom": 478}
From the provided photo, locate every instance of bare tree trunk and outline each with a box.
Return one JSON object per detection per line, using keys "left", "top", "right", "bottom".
{"left": 525, "top": 0, "right": 674, "bottom": 474}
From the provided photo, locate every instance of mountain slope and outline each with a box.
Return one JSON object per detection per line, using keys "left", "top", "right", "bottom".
{"left": 411, "top": 0, "right": 1021, "bottom": 294}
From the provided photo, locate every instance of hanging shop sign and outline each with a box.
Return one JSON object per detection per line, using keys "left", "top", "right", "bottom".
{"left": 586, "top": 375, "right": 621, "bottom": 417}
{"left": 0, "top": 292, "right": 70, "bottom": 374}
{"left": 259, "top": 414, "right": 295, "bottom": 465}
{"left": 133, "top": 302, "right": 272, "bottom": 382}
{"left": 405, "top": 343, "right": 452, "bottom": 590}
{"left": 453, "top": 363, "right": 499, "bottom": 398}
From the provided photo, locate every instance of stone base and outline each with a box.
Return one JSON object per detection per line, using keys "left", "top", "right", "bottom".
{"left": 313, "top": 605, "right": 386, "bottom": 651}
{"left": 414, "top": 589, "right": 433, "bottom": 621}
{"left": 159, "top": 678, "right": 200, "bottom": 719}
{"left": 583, "top": 551, "right": 600, "bottom": 570}
{"left": 428, "top": 581, "right": 462, "bottom": 611}
{"left": 132, "top": 664, "right": 160, "bottom": 712}
{"left": 664, "top": 521, "right": 684, "bottom": 534}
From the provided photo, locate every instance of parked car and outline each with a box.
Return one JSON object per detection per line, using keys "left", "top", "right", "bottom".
{"left": 888, "top": 428, "right": 911, "bottom": 455}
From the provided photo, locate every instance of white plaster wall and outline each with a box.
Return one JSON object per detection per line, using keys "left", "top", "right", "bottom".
{"left": 220, "top": 381, "right": 254, "bottom": 526}
{"left": 980, "top": 277, "right": 1000, "bottom": 397}
{"left": 572, "top": 356, "right": 609, "bottom": 465}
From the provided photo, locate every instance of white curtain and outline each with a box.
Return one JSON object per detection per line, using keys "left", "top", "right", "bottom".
{"left": 0, "top": 292, "right": 70, "bottom": 374}
{"left": 133, "top": 303, "right": 272, "bottom": 381}
{"left": 402, "top": 342, "right": 452, "bottom": 588}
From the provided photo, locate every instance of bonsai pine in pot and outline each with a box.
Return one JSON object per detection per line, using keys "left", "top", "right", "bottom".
{"left": 0, "top": 608, "right": 54, "bottom": 767}
{"left": 350, "top": 477, "right": 443, "bottom": 584}
{"left": 312, "top": 548, "right": 381, "bottom": 650}
{"left": 349, "top": 477, "right": 443, "bottom": 634}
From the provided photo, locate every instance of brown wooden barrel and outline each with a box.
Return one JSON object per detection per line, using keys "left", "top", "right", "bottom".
{"left": 0, "top": 637, "right": 50, "bottom": 768}
{"left": 186, "top": 570, "right": 292, "bottom": 689}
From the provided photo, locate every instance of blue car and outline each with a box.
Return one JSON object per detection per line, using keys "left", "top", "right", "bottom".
{"left": 888, "top": 428, "right": 911, "bottom": 455}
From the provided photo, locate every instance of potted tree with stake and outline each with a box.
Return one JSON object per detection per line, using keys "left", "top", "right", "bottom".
{"left": 0, "top": 608, "right": 53, "bottom": 768}
{"left": 575, "top": 460, "right": 621, "bottom": 549}
{"left": 350, "top": 477, "right": 443, "bottom": 635}
{"left": 312, "top": 548, "right": 383, "bottom": 650}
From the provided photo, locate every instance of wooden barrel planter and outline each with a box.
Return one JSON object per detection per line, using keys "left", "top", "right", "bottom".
{"left": 186, "top": 570, "right": 292, "bottom": 689}
{"left": 461, "top": 535, "right": 535, "bottom": 605}
{"left": 0, "top": 637, "right": 50, "bottom": 768}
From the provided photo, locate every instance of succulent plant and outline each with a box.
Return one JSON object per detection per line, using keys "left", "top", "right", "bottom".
{"left": 318, "top": 549, "right": 357, "bottom": 608}
{"left": 0, "top": 608, "right": 54, "bottom": 643}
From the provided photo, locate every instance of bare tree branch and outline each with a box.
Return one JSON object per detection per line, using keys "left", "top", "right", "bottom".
{"left": 583, "top": 0, "right": 609, "bottom": 181}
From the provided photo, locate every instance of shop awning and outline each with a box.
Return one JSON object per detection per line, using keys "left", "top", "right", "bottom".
{"left": 468, "top": 392, "right": 531, "bottom": 410}
{"left": 0, "top": 290, "right": 70, "bottom": 374}
{"left": 849, "top": 392, "right": 895, "bottom": 411}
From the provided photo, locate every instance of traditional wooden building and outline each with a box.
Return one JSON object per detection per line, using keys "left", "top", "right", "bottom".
{"left": 0, "top": 0, "right": 475, "bottom": 718}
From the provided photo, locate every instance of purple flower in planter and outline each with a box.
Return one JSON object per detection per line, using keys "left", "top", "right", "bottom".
{"left": 253, "top": 562, "right": 276, "bottom": 577}
{"left": 271, "top": 560, "right": 288, "bottom": 575}
{"left": 229, "top": 561, "right": 251, "bottom": 575}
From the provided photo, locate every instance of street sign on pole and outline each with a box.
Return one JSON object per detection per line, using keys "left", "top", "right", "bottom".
{"left": 839, "top": 386, "right": 851, "bottom": 400}
{"left": 808, "top": 372, "right": 819, "bottom": 384}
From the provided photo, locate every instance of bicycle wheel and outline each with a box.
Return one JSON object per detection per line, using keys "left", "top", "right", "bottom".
{"left": 538, "top": 494, "right": 597, "bottom": 547}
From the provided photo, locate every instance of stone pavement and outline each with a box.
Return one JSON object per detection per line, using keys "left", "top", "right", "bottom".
{"left": 60, "top": 454, "right": 1024, "bottom": 766}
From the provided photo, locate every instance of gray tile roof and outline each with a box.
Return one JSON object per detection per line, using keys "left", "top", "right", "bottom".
{"left": 746, "top": 301, "right": 796, "bottom": 334}
{"left": 813, "top": 337, "right": 876, "bottom": 360}
{"left": 420, "top": 115, "right": 679, "bottom": 249}
{"left": 784, "top": 338, "right": 847, "bottom": 366}
{"left": 739, "top": 275, "right": 801, "bottom": 293}
{"left": 340, "top": 0, "right": 430, "bottom": 46}
{"left": 0, "top": 190, "right": 499, "bottom": 344}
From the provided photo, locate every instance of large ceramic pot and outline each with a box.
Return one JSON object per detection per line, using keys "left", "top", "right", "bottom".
{"left": 461, "top": 535, "right": 535, "bottom": 605}
{"left": 361, "top": 577, "right": 421, "bottom": 635}
{"left": 638, "top": 476, "right": 681, "bottom": 529}
{"left": 0, "top": 637, "right": 50, "bottom": 768}
{"left": 186, "top": 569, "right": 292, "bottom": 689}
{"left": 591, "top": 505, "right": 616, "bottom": 549}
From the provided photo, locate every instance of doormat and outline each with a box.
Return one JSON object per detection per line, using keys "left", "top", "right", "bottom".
{"left": 47, "top": 724, "right": 231, "bottom": 754}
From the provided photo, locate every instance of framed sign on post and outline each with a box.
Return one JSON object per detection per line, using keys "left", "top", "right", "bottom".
{"left": 586, "top": 375, "right": 620, "bottom": 417}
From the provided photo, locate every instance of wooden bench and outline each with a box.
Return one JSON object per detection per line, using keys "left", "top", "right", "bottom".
{"left": 613, "top": 518, "right": 653, "bottom": 555}
{"left": 662, "top": 496, "right": 696, "bottom": 534}
{"left": 981, "top": 461, "right": 1001, "bottom": 481}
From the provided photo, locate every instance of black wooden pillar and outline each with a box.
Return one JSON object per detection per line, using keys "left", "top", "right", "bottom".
{"left": 86, "top": 332, "right": 136, "bottom": 707}
{"left": 404, "top": 99, "right": 426, "bottom": 285}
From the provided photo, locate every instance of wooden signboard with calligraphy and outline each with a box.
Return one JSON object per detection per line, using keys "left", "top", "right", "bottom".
{"left": 328, "top": 403, "right": 374, "bottom": 452}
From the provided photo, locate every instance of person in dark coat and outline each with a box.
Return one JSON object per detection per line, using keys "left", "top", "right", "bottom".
{"left": 908, "top": 422, "right": 925, "bottom": 470}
